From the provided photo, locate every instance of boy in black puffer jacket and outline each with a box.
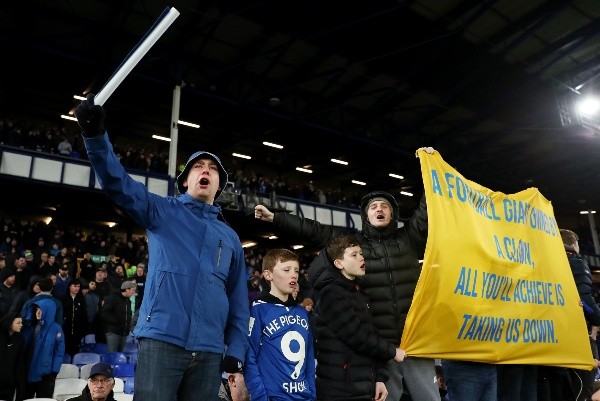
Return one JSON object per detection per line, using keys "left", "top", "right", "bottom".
{"left": 312, "top": 234, "right": 406, "bottom": 401}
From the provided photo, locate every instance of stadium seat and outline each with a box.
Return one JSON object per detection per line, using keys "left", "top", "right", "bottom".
{"left": 113, "top": 377, "right": 125, "bottom": 393}
{"left": 62, "top": 353, "right": 72, "bottom": 364}
{"left": 83, "top": 333, "right": 96, "bottom": 344}
{"left": 113, "top": 393, "right": 133, "bottom": 401}
{"left": 23, "top": 399, "right": 58, "bottom": 401}
{"left": 79, "top": 334, "right": 96, "bottom": 352}
{"left": 124, "top": 377, "right": 135, "bottom": 394}
{"left": 122, "top": 342, "right": 137, "bottom": 353}
{"left": 103, "top": 352, "right": 128, "bottom": 365}
{"left": 53, "top": 378, "right": 87, "bottom": 401}
{"left": 125, "top": 351, "right": 138, "bottom": 365}
{"left": 79, "top": 363, "right": 95, "bottom": 380}
{"left": 113, "top": 363, "right": 135, "bottom": 379}
{"left": 57, "top": 363, "right": 80, "bottom": 379}
{"left": 93, "top": 342, "right": 109, "bottom": 354}
{"left": 72, "top": 352, "right": 101, "bottom": 367}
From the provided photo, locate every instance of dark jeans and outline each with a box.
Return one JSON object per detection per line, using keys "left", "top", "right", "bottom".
{"left": 23, "top": 375, "right": 56, "bottom": 399}
{"left": 497, "top": 364, "right": 537, "bottom": 401}
{"left": 106, "top": 331, "right": 127, "bottom": 352}
{"left": 133, "top": 338, "right": 222, "bottom": 401}
{"left": 442, "top": 360, "right": 497, "bottom": 401}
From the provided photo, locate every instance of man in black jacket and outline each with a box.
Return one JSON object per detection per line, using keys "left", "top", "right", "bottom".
{"left": 561, "top": 229, "right": 600, "bottom": 400}
{"left": 254, "top": 147, "right": 439, "bottom": 401}
{"left": 101, "top": 280, "right": 135, "bottom": 352}
{"left": 67, "top": 362, "right": 117, "bottom": 401}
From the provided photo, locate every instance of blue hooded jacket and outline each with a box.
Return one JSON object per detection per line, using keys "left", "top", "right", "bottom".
{"left": 83, "top": 134, "right": 249, "bottom": 362}
{"left": 24, "top": 298, "right": 65, "bottom": 382}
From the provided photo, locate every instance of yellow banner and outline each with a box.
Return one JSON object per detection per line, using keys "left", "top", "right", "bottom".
{"left": 400, "top": 150, "right": 594, "bottom": 369}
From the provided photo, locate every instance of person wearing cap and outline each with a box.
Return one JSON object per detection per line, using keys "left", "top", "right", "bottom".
{"left": 76, "top": 94, "right": 249, "bottom": 401}
{"left": 53, "top": 263, "right": 73, "bottom": 299}
{"left": 100, "top": 280, "right": 135, "bottom": 353}
{"left": 254, "top": 147, "right": 440, "bottom": 401}
{"left": 67, "top": 362, "right": 117, "bottom": 401}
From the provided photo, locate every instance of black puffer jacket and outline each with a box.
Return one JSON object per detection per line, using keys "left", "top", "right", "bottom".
{"left": 566, "top": 244, "right": 600, "bottom": 326}
{"left": 66, "top": 385, "right": 116, "bottom": 401}
{"left": 273, "top": 190, "right": 427, "bottom": 343}
{"left": 312, "top": 263, "right": 396, "bottom": 401}
{"left": 101, "top": 292, "right": 132, "bottom": 336}
{"left": 0, "top": 312, "right": 26, "bottom": 401}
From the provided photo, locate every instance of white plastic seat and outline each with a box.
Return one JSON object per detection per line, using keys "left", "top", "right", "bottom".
{"left": 113, "top": 393, "right": 133, "bottom": 401}
{"left": 79, "top": 363, "right": 95, "bottom": 380}
{"left": 23, "top": 399, "right": 58, "bottom": 401}
{"left": 113, "top": 377, "right": 125, "bottom": 393}
{"left": 57, "top": 363, "right": 80, "bottom": 379}
{"left": 23, "top": 398, "right": 58, "bottom": 401}
{"left": 53, "top": 377, "right": 87, "bottom": 401}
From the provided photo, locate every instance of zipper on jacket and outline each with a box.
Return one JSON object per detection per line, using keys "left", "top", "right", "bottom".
{"left": 146, "top": 271, "right": 166, "bottom": 322}
{"left": 217, "top": 239, "right": 223, "bottom": 268}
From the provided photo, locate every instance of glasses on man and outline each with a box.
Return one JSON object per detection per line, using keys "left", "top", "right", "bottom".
{"left": 88, "top": 377, "right": 113, "bottom": 385}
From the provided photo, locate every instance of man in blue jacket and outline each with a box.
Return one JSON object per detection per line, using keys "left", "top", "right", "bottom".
{"left": 75, "top": 94, "right": 249, "bottom": 401}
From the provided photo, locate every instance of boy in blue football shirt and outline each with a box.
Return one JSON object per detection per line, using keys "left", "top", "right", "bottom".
{"left": 245, "top": 249, "right": 316, "bottom": 401}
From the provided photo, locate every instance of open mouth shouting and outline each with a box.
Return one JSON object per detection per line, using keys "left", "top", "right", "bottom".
{"left": 199, "top": 177, "right": 210, "bottom": 187}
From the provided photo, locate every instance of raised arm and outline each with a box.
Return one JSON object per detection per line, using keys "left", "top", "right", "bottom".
{"left": 254, "top": 205, "right": 274, "bottom": 222}
{"left": 254, "top": 204, "right": 345, "bottom": 249}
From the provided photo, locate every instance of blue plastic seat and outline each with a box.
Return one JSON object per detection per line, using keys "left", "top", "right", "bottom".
{"left": 79, "top": 343, "right": 95, "bottom": 352}
{"left": 123, "top": 342, "right": 137, "bottom": 353}
{"left": 113, "top": 363, "right": 135, "bottom": 378}
{"left": 103, "top": 352, "right": 128, "bottom": 365}
{"left": 93, "top": 343, "right": 109, "bottom": 354}
{"left": 72, "top": 352, "right": 101, "bottom": 367}
{"left": 82, "top": 333, "right": 96, "bottom": 344}
{"left": 124, "top": 377, "right": 135, "bottom": 394}
{"left": 125, "top": 351, "right": 138, "bottom": 365}
{"left": 63, "top": 353, "right": 72, "bottom": 364}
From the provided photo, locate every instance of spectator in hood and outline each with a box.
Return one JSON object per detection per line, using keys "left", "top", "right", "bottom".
{"left": 9, "top": 274, "right": 42, "bottom": 316}
{"left": 20, "top": 277, "right": 63, "bottom": 334}
{"left": 22, "top": 298, "right": 64, "bottom": 399}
